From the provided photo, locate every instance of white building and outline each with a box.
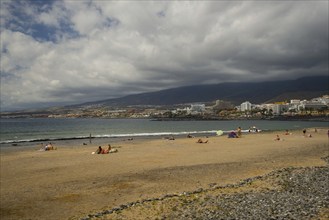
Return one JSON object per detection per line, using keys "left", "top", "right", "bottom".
{"left": 311, "top": 95, "right": 329, "bottom": 105}
{"left": 290, "top": 99, "right": 301, "bottom": 105}
{"left": 298, "top": 100, "right": 328, "bottom": 111}
{"left": 272, "top": 104, "right": 289, "bottom": 115}
{"left": 240, "top": 101, "right": 252, "bottom": 112}
{"left": 187, "top": 104, "right": 205, "bottom": 115}
{"left": 288, "top": 99, "right": 301, "bottom": 111}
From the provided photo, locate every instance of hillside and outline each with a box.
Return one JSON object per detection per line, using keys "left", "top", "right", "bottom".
{"left": 73, "top": 76, "right": 328, "bottom": 108}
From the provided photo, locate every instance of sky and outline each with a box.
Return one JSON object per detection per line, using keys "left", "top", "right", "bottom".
{"left": 1, "top": 0, "right": 328, "bottom": 111}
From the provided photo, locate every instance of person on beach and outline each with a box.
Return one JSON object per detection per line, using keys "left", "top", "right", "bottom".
{"left": 102, "top": 144, "right": 112, "bottom": 154}
{"left": 303, "top": 129, "right": 307, "bottom": 136}
{"left": 249, "top": 126, "right": 259, "bottom": 133}
{"left": 92, "top": 144, "right": 117, "bottom": 154}
{"left": 275, "top": 135, "right": 281, "bottom": 141}
{"left": 96, "top": 146, "right": 102, "bottom": 154}
{"left": 46, "top": 142, "right": 55, "bottom": 150}
{"left": 237, "top": 127, "right": 242, "bottom": 138}
{"left": 228, "top": 131, "right": 238, "bottom": 138}
{"left": 196, "top": 138, "right": 208, "bottom": 143}
{"left": 164, "top": 136, "right": 175, "bottom": 140}
{"left": 284, "top": 130, "right": 291, "bottom": 135}
{"left": 39, "top": 142, "right": 56, "bottom": 151}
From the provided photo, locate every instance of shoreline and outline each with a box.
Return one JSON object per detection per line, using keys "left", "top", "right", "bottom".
{"left": 1, "top": 118, "right": 328, "bottom": 145}
{"left": 1, "top": 126, "right": 327, "bottom": 147}
{"left": 1, "top": 128, "right": 328, "bottom": 219}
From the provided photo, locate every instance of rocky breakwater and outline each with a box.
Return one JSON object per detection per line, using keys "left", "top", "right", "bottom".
{"left": 81, "top": 156, "right": 329, "bottom": 220}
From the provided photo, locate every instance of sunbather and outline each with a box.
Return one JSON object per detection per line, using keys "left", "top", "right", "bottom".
{"left": 196, "top": 138, "right": 208, "bottom": 143}
{"left": 95, "top": 146, "right": 102, "bottom": 154}
{"left": 102, "top": 144, "right": 112, "bottom": 154}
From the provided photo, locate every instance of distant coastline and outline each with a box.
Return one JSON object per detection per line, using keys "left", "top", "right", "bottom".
{"left": 1, "top": 114, "right": 328, "bottom": 122}
{"left": 150, "top": 115, "right": 329, "bottom": 122}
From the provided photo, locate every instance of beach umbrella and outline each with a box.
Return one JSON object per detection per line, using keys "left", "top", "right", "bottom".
{"left": 216, "top": 130, "right": 224, "bottom": 136}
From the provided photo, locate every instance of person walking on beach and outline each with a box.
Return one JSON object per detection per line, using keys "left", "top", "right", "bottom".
{"left": 303, "top": 129, "right": 307, "bottom": 137}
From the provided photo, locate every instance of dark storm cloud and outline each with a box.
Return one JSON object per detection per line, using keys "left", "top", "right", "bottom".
{"left": 0, "top": 1, "right": 328, "bottom": 110}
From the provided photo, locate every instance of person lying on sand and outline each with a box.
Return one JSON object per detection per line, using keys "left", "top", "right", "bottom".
{"left": 228, "top": 131, "right": 238, "bottom": 138}
{"left": 196, "top": 138, "right": 208, "bottom": 143}
{"left": 102, "top": 144, "right": 118, "bottom": 154}
{"left": 95, "top": 146, "right": 103, "bottom": 154}
{"left": 164, "top": 136, "right": 175, "bottom": 140}
{"left": 39, "top": 142, "right": 56, "bottom": 151}
{"left": 93, "top": 145, "right": 118, "bottom": 154}
{"left": 274, "top": 135, "right": 282, "bottom": 141}
{"left": 103, "top": 144, "right": 111, "bottom": 153}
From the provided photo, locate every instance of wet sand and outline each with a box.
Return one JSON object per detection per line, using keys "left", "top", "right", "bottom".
{"left": 1, "top": 128, "right": 328, "bottom": 219}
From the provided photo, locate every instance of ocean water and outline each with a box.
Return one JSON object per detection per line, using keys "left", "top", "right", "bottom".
{"left": 0, "top": 118, "right": 328, "bottom": 144}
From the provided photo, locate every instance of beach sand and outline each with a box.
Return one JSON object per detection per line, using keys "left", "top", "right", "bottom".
{"left": 1, "top": 128, "right": 328, "bottom": 219}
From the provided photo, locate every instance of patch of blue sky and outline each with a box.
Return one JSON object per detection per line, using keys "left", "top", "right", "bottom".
{"left": 30, "top": 23, "right": 80, "bottom": 43}
{"left": 5, "top": 17, "right": 80, "bottom": 43}
{"left": 1, "top": 0, "right": 80, "bottom": 43}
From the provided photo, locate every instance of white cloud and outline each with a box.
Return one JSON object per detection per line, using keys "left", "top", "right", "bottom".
{"left": 0, "top": 1, "right": 328, "bottom": 110}
{"left": 70, "top": 7, "right": 103, "bottom": 35}
{"left": 37, "top": 2, "right": 68, "bottom": 28}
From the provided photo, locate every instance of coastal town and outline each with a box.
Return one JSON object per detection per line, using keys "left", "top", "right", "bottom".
{"left": 2, "top": 95, "right": 328, "bottom": 120}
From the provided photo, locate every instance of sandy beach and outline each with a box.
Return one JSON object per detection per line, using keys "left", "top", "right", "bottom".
{"left": 1, "top": 128, "right": 328, "bottom": 220}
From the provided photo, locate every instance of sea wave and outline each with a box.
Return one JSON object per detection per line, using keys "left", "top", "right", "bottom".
{"left": 0, "top": 136, "right": 89, "bottom": 144}
{"left": 0, "top": 130, "right": 235, "bottom": 144}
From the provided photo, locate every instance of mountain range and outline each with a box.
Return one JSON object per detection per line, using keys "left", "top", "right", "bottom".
{"left": 74, "top": 76, "right": 329, "bottom": 108}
